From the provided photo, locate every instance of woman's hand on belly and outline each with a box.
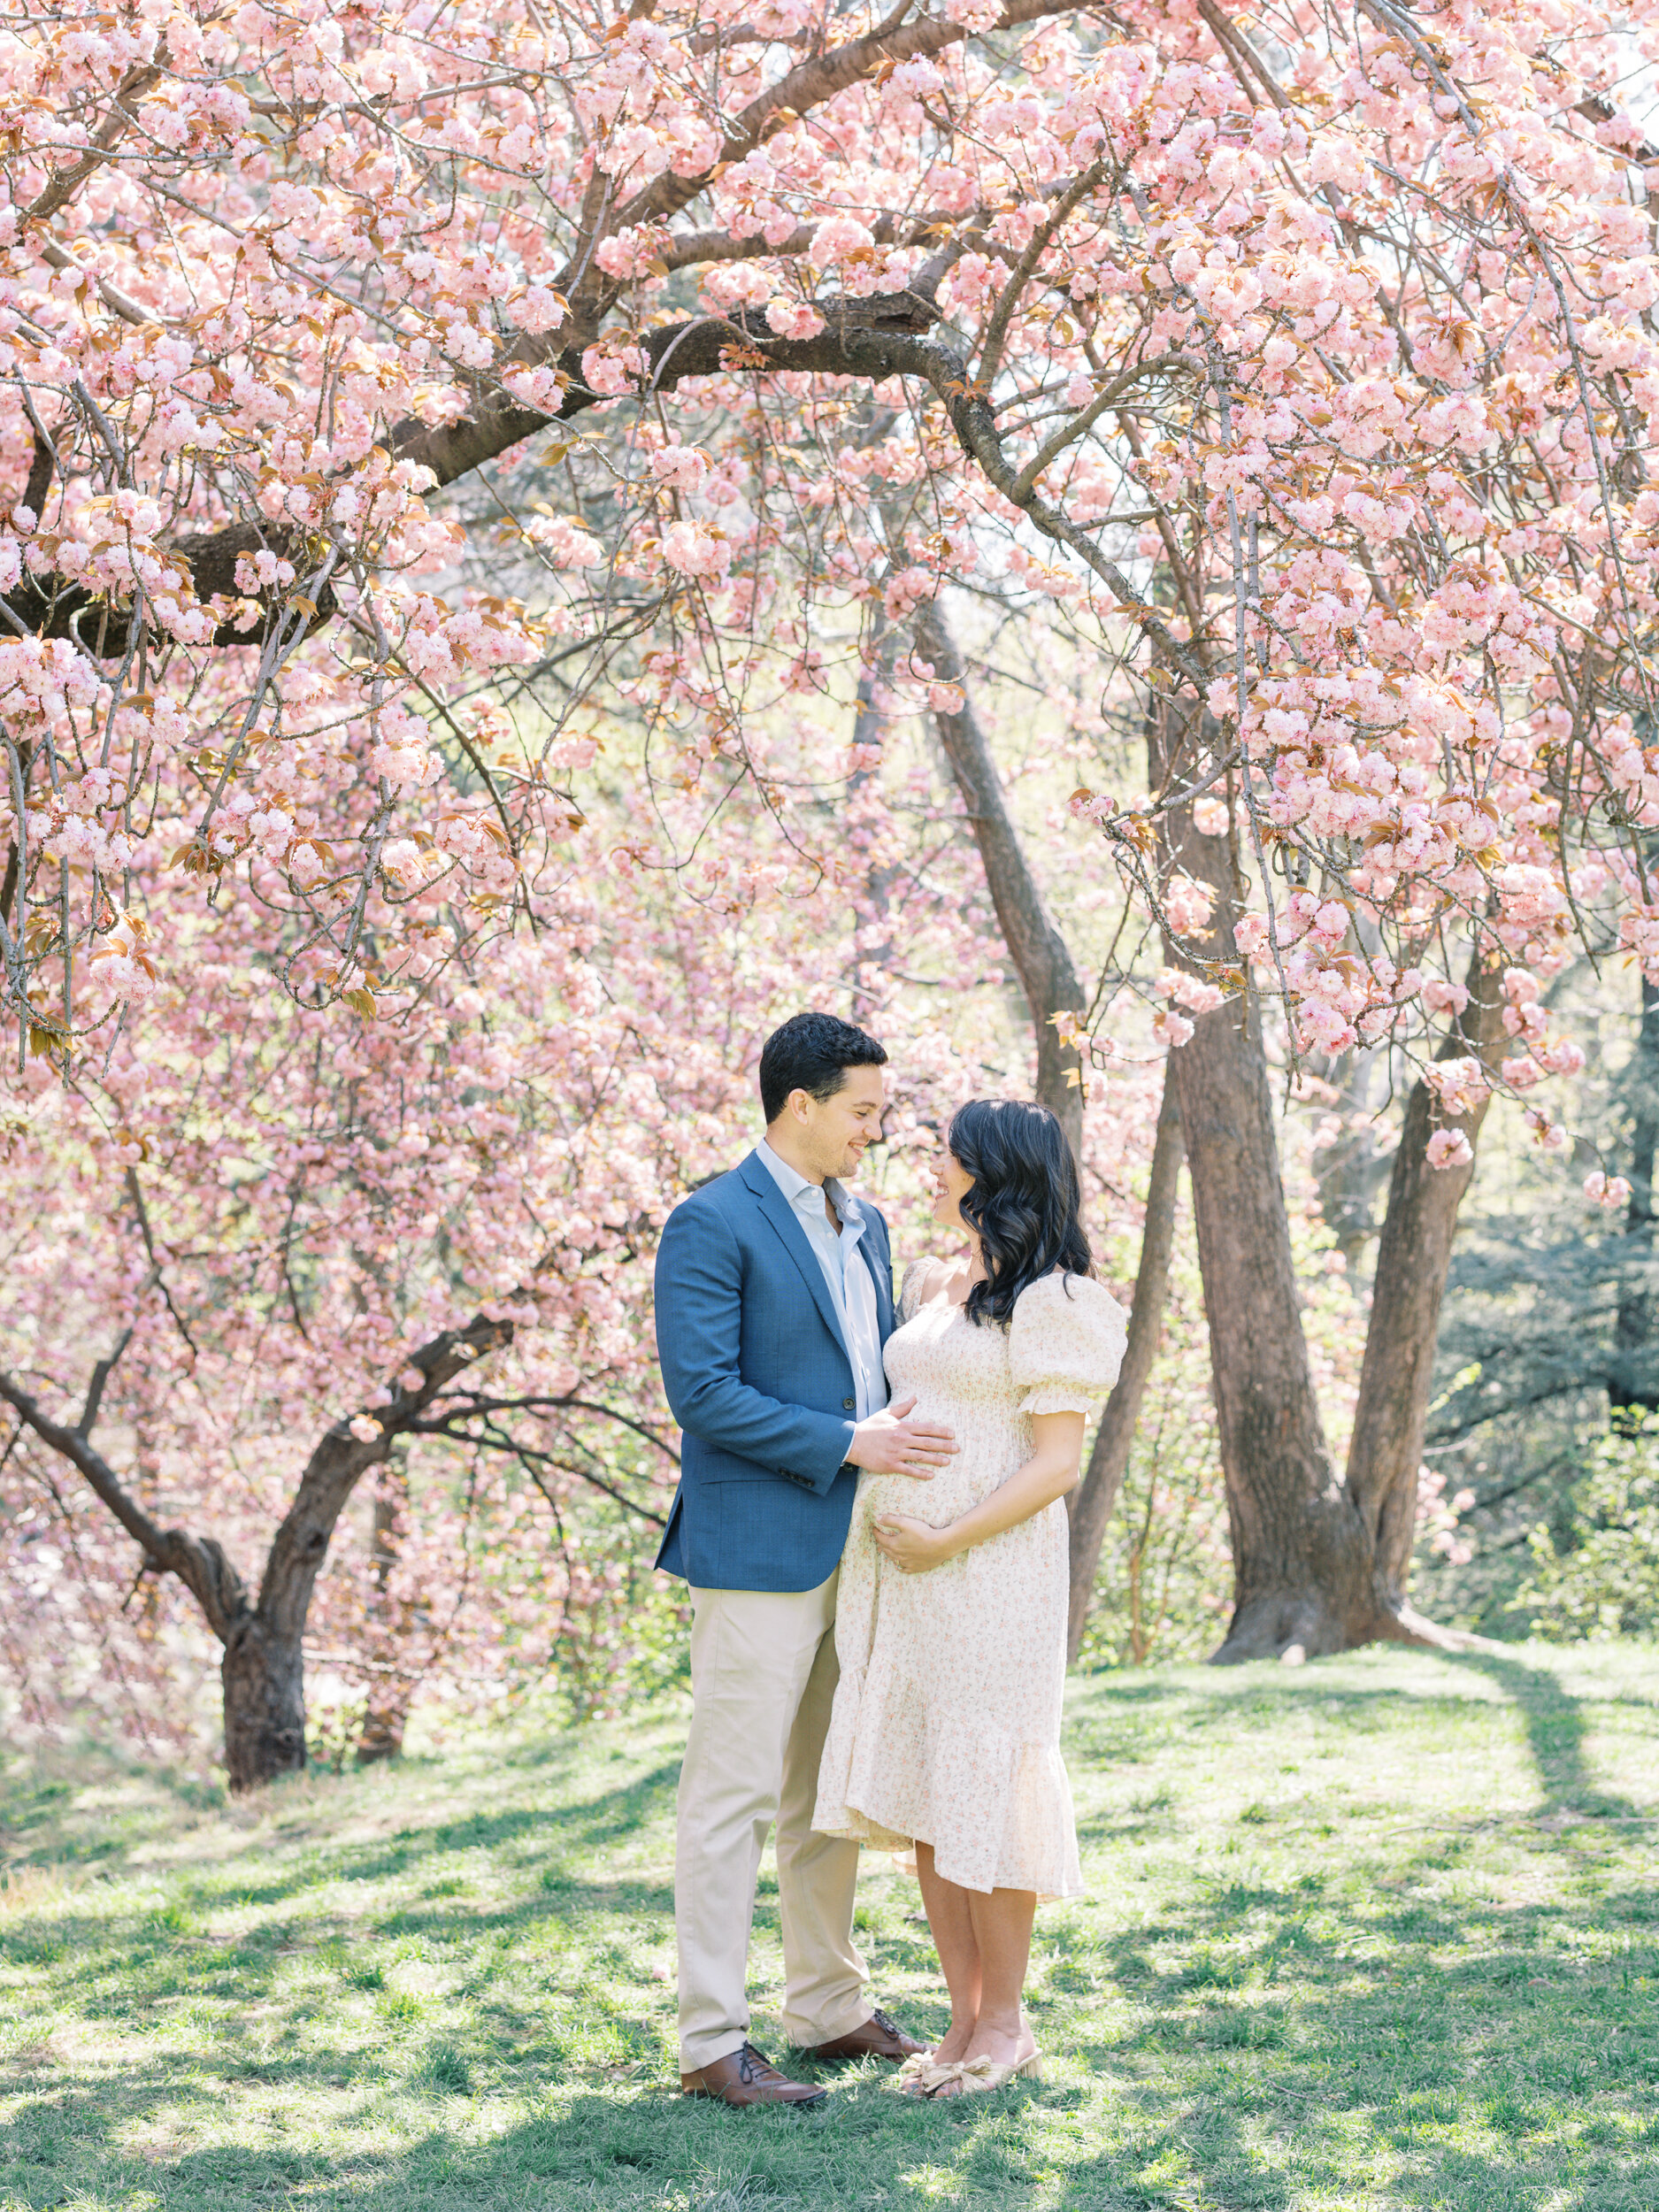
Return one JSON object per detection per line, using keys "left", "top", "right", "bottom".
{"left": 871, "top": 1511, "right": 960, "bottom": 1575}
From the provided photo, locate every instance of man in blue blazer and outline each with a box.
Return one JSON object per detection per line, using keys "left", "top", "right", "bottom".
{"left": 655, "top": 1011, "right": 957, "bottom": 2108}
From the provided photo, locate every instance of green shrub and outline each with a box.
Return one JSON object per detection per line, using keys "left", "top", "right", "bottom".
{"left": 1515, "top": 1424, "right": 1659, "bottom": 1640}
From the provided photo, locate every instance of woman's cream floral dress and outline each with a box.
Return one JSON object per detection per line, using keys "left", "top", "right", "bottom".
{"left": 815, "top": 1266, "right": 1127, "bottom": 1898}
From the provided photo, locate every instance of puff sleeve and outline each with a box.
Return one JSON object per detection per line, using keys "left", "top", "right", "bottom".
{"left": 897, "top": 1259, "right": 933, "bottom": 1325}
{"left": 1007, "top": 1272, "right": 1128, "bottom": 1417}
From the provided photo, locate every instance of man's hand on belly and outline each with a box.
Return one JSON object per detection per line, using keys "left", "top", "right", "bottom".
{"left": 845, "top": 1394, "right": 959, "bottom": 1479}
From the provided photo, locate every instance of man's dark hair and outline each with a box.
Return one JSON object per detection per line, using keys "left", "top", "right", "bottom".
{"left": 758, "top": 1011, "right": 887, "bottom": 1124}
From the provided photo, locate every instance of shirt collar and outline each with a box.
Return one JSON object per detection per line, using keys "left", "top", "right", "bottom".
{"left": 757, "top": 1139, "right": 864, "bottom": 1230}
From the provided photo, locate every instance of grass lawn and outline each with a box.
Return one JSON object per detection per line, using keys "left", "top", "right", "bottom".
{"left": 2, "top": 1642, "right": 1656, "bottom": 2211}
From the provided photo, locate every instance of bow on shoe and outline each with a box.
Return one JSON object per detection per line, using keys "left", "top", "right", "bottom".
{"left": 894, "top": 2052, "right": 1002, "bottom": 2097}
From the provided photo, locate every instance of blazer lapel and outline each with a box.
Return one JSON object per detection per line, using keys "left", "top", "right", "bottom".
{"left": 860, "top": 1215, "right": 895, "bottom": 1342}
{"left": 738, "top": 1151, "right": 851, "bottom": 1361}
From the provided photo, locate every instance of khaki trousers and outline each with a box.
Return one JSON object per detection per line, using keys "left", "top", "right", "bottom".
{"left": 675, "top": 1569, "right": 868, "bottom": 2072}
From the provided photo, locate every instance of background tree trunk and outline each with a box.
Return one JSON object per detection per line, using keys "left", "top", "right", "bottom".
{"left": 1345, "top": 936, "right": 1506, "bottom": 1604}
{"left": 1152, "top": 694, "right": 1491, "bottom": 1657}
{"left": 916, "top": 597, "right": 1085, "bottom": 1164}
{"left": 222, "top": 1617, "right": 306, "bottom": 1790}
{"left": 1066, "top": 1073, "right": 1183, "bottom": 1659}
{"left": 919, "top": 596, "right": 1185, "bottom": 1655}
{"left": 1150, "top": 694, "right": 1379, "bottom": 1660}
{"left": 357, "top": 1451, "right": 416, "bottom": 1764}
{"left": 1310, "top": 1042, "right": 1390, "bottom": 1266}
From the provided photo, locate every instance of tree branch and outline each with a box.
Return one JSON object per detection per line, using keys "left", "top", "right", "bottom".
{"left": 410, "top": 1419, "right": 668, "bottom": 1525}
{"left": 255, "top": 1310, "right": 515, "bottom": 1637}
{"left": 1194, "top": 0, "right": 1290, "bottom": 111}
{"left": 608, "top": 0, "right": 1096, "bottom": 247}
{"left": 76, "top": 1263, "right": 159, "bottom": 1437}
{"left": 913, "top": 594, "right": 1087, "bottom": 1154}
{"left": 19, "top": 428, "right": 55, "bottom": 520}
{"left": 125, "top": 1166, "right": 200, "bottom": 1357}
{"left": 1066, "top": 1071, "right": 1184, "bottom": 1658}
{"left": 12, "top": 296, "right": 1203, "bottom": 692}
{"left": 0, "top": 1364, "right": 251, "bottom": 1641}
{"left": 22, "top": 60, "right": 164, "bottom": 227}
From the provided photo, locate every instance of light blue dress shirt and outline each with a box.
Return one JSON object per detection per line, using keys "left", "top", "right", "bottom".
{"left": 756, "top": 1139, "right": 889, "bottom": 1422}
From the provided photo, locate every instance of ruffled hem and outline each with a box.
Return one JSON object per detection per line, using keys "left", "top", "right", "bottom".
{"left": 814, "top": 1658, "right": 1084, "bottom": 1901}
{"left": 1018, "top": 1386, "right": 1103, "bottom": 1417}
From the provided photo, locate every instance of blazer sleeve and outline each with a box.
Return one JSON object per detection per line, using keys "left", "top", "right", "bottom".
{"left": 654, "top": 1199, "right": 857, "bottom": 1494}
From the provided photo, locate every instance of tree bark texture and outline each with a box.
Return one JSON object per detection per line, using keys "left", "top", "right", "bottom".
{"left": 0, "top": 1310, "right": 511, "bottom": 1787}
{"left": 222, "top": 1617, "right": 306, "bottom": 1791}
{"left": 1065, "top": 1071, "right": 1184, "bottom": 1660}
{"left": 357, "top": 1454, "right": 417, "bottom": 1764}
{"left": 1150, "top": 695, "right": 1380, "bottom": 1660}
{"left": 916, "top": 595, "right": 1086, "bottom": 1164}
{"left": 1344, "top": 933, "right": 1506, "bottom": 1601}
{"left": 1151, "top": 694, "right": 1488, "bottom": 1659}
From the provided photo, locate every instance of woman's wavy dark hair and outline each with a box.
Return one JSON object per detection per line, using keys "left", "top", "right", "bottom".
{"left": 948, "top": 1098, "right": 1093, "bottom": 1327}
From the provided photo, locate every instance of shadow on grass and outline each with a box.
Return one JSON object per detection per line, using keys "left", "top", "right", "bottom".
{"left": 5, "top": 1845, "right": 1655, "bottom": 2212}
{"left": 1448, "top": 1651, "right": 1639, "bottom": 1820}
{"left": 4, "top": 2010, "right": 1645, "bottom": 2212}
{"left": 158, "top": 1758, "right": 685, "bottom": 1910}
{"left": 1072, "top": 1649, "right": 1647, "bottom": 1833}
{"left": 6, "top": 1664, "right": 1657, "bottom": 2208}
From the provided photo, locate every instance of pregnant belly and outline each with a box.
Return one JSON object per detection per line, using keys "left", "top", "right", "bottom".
{"left": 860, "top": 1415, "right": 1025, "bottom": 1531}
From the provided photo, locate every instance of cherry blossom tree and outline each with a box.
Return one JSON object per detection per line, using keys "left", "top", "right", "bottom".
{"left": 7, "top": 0, "right": 1659, "bottom": 1692}
{"left": 0, "top": 705, "right": 1067, "bottom": 1784}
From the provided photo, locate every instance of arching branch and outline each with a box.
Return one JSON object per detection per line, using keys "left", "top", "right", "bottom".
{"left": 8, "top": 295, "right": 1203, "bottom": 696}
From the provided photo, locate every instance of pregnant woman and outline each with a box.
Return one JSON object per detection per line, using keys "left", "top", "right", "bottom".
{"left": 815, "top": 1097, "right": 1127, "bottom": 2097}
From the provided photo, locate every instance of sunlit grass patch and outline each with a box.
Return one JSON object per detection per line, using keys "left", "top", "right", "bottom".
{"left": 0, "top": 1643, "right": 1655, "bottom": 2209}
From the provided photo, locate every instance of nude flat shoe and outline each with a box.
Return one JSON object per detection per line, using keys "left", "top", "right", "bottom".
{"left": 895, "top": 2049, "right": 958, "bottom": 2096}
{"left": 907, "top": 2048, "right": 1043, "bottom": 2096}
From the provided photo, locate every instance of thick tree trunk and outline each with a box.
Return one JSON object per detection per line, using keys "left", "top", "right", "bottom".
{"left": 916, "top": 596, "right": 1085, "bottom": 1163}
{"left": 222, "top": 1617, "right": 306, "bottom": 1789}
{"left": 1152, "top": 696, "right": 1490, "bottom": 1658}
{"left": 1344, "top": 935, "right": 1505, "bottom": 1601}
{"left": 1065, "top": 1073, "right": 1183, "bottom": 1659}
{"left": 1150, "top": 695, "right": 1381, "bottom": 1660}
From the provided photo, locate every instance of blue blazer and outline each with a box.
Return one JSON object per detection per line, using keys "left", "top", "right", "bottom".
{"left": 653, "top": 1149, "right": 895, "bottom": 1592}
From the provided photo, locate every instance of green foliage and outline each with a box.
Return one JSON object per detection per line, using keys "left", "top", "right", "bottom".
{"left": 1416, "top": 956, "right": 1659, "bottom": 1636}
{"left": 1075, "top": 1389, "right": 1231, "bottom": 1671}
{"left": 306, "top": 1695, "right": 371, "bottom": 1774}
{"left": 1516, "top": 1423, "right": 1659, "bottom": 1640}
{"left": 547, "top": 1506, "right": 693, "bottom": 1722}
{"left": 3, "top": 1647, "right": 1656, "bottom": 2211}
{"left": 1076, "top": 1209, "right": 1231, "bottom": 1670}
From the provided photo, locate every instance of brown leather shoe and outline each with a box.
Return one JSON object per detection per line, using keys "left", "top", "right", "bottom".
{"left": 802, "top": 2008, "right": 929, "bottom": 2063}
{"left": 680, "top": 2042, "right": 827, "bottom": 2108}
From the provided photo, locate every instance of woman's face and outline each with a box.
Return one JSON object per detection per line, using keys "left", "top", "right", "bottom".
{"left": 930, "top": 1148, "right": 975, "bottom": 1234}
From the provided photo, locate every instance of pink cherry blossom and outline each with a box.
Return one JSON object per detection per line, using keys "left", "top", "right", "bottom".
{"left": 1585, "top": 1171, "right": 1632, "bottom": 1207}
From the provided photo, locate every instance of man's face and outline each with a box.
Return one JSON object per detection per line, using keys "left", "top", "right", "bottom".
{"left": 795, "top": 1064, "right": 886, "bottom": 1182}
